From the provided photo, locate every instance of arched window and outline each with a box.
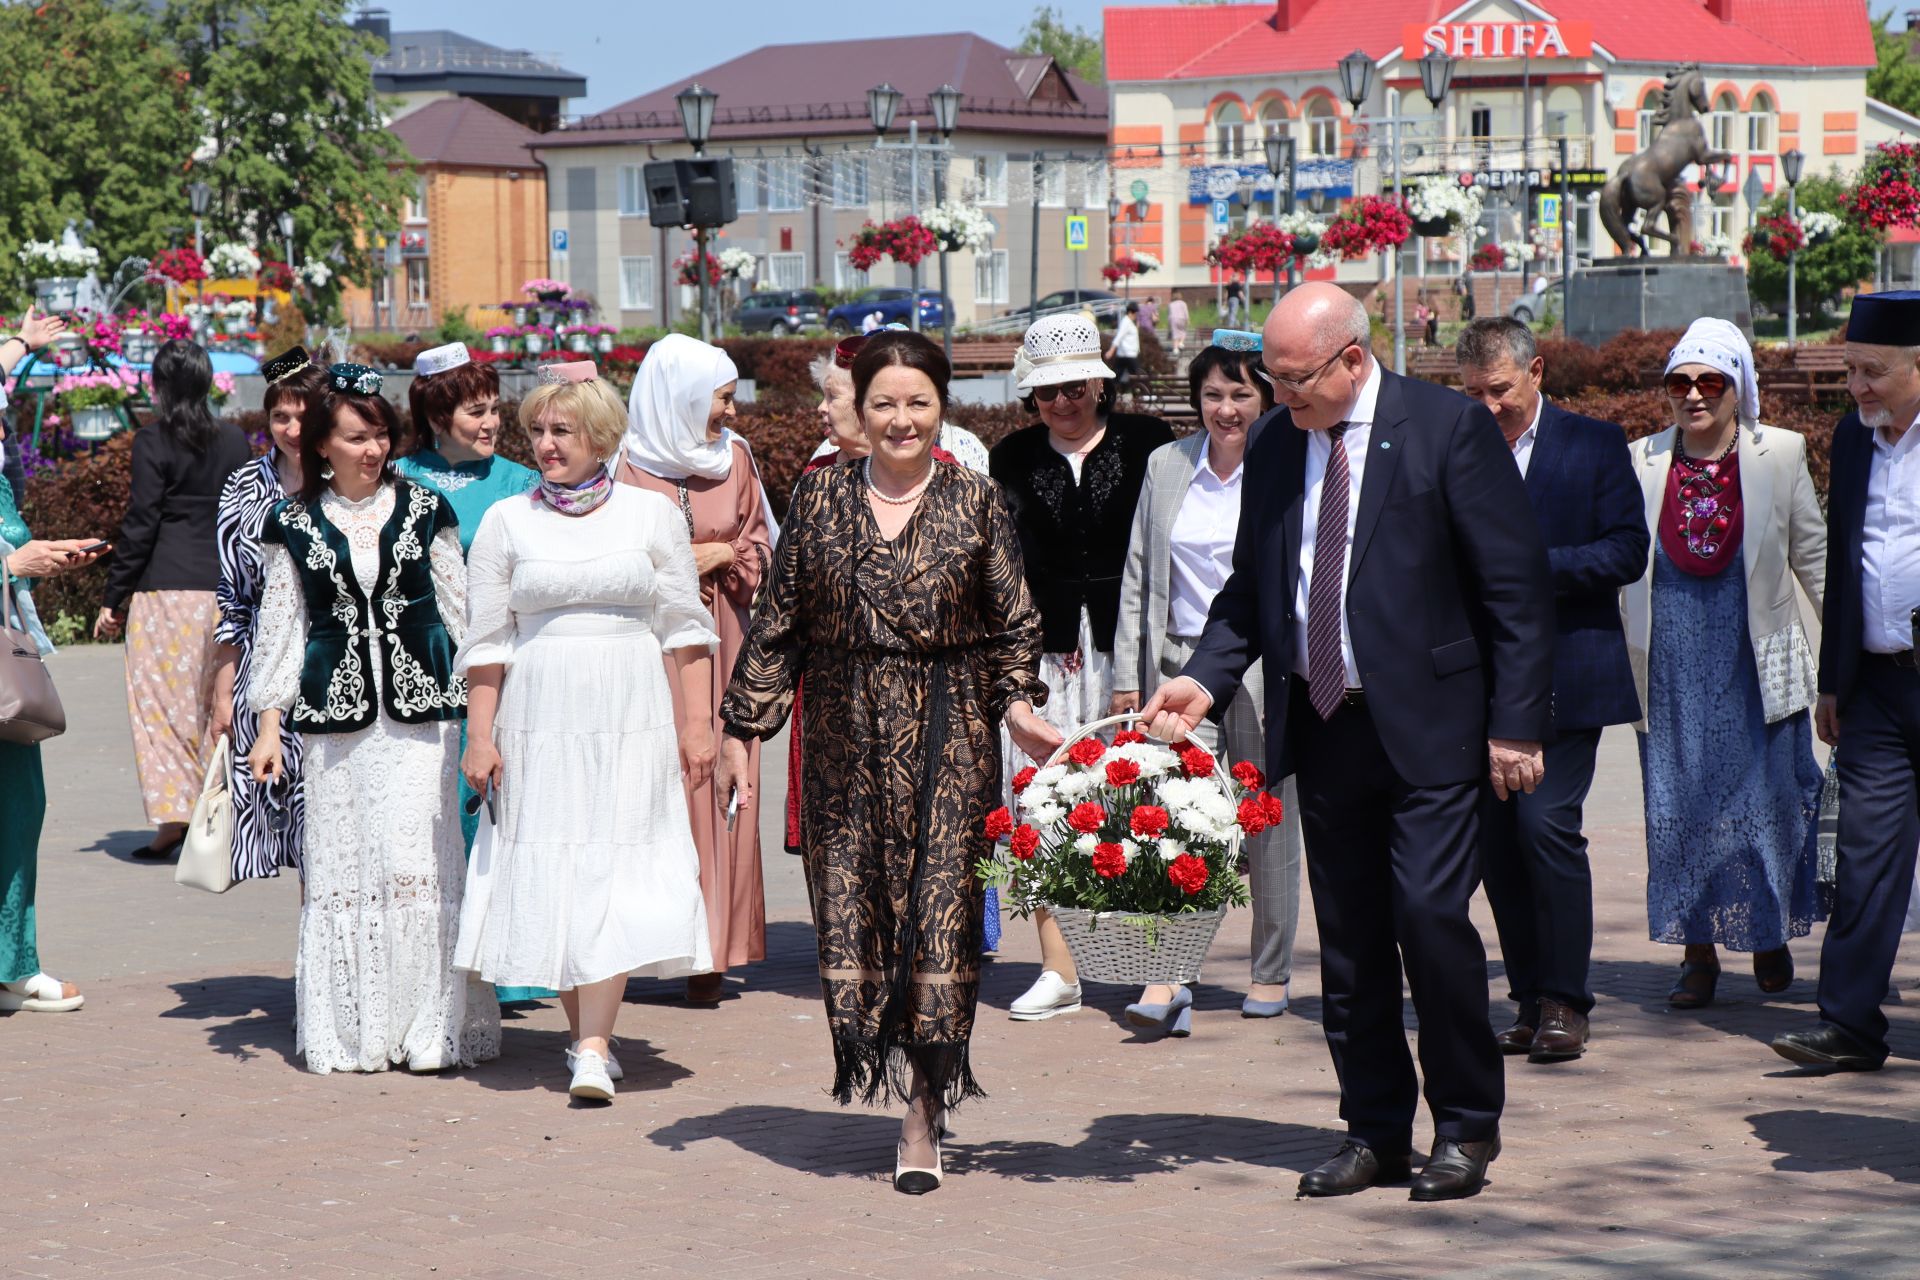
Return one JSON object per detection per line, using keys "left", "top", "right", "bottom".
{"left": 1545, "top": 86, "right": 1585, "bottom": 138}
{"left": 1746, "top": 91, "right": 1775, "bottom": 152}
{"left": 1710, "top": 91, "right": 1738, "bottom": 153}
{"left": 1214, "top": 101, "right": 1247, "bottom": 160}
{"left": 1260, "top": 100, "right": 1292, "bottom": 141}
{"left": 1636, "top": 86, "right": 1663, "bottom": 150}
{"left": 1305, "top": 98, "right": 1339, "bottom": 157}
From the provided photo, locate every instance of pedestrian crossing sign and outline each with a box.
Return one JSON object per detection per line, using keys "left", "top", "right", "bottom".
{"left": 1066, "top": 215, "right": 1089, "bottom": 251}
{"left": 1538, "top": 194, "right": 1562, "bottom": 229}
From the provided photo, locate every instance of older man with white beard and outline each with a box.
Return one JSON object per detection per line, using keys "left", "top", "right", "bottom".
{"left": 1775, "top": 291, "right": 1920, "bottom": 1072}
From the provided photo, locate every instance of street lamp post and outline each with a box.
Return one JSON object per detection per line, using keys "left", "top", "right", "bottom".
{"left": 869, "top": 83, "right": 950, "bottom": 338}
{"left": 1265, "top": 134, "right": 1296, "bottom": 302}
{"left": 188, "top": 180, "right": 211, "bottom": 328}
{"left": 928, "top": 83, "right": 962, "bottom": 363}
{"left": 277, "top": 210, "right": 296, "bottom": 319}
{"left": 1340, "top": 47, "right": 1454, "bottom": 376}
{"left": 676, "top": 82, "right": 718, "bottom": 343}
{"left": 1781, "top": 147, "right": 1805, "bottom": 345}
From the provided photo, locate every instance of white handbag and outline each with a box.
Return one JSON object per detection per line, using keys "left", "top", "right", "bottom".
{"left": 175, "top": 735, "right": 235, "bottom": 894}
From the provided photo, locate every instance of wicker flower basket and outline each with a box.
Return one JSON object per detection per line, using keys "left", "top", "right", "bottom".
{"left": 1040, "top": 713, "right": 1242, "bottom": 986}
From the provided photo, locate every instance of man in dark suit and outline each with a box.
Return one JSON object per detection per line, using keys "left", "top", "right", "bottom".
{"left": 1774, "top": 291, "right": 1920, "bottom": 1072}
{"left": 1456, "top": 319, "right": 1647, "bottom": 1066}
{"left": 1143, "top": 284, "right": 1553, "bottom": 1201}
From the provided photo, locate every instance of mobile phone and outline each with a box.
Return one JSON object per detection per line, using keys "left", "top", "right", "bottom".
{"left": 74, "top": 540, "right": 109, "bottom": 554}
{"left": 726, "top": 789, "right": 740, "bottom": 832}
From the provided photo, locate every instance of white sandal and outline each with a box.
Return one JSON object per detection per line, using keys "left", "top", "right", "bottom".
{"left": 0, "top": 973, "right": 84, "bottom": 1013}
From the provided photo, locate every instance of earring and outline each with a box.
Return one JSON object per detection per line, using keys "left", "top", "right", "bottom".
{"left": 320, "top": 464, "right": 334, "bottom": 480}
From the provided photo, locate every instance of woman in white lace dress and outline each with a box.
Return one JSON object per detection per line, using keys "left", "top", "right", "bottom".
{"left": 247, "top": 364, "right": 501, "bottom": 1075}
{"left": 453, "top": 364, "right": 717, "bottom": 1101}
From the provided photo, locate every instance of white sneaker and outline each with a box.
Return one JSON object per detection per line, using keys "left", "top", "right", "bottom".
{"left": 1009, "top": 970, "right": 1082, "bottom": 1021}
{"left": 568, "top": 1048, "right": 616, "bottom": 1101}
{"left": 568, "top": 1040, "right": 624, "bottom": 1081}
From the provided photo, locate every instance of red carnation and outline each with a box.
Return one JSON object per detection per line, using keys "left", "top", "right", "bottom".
{"left": 1113, "top": 729, "right": 1147, "bottom": 746}
{"left": 1259, "top": 791, "right": 1285, "bottom": 825}
{"left": 1168, "top": 852, "right": 1209, "bottom": 895}
{"left": 1231, "top": 760, "right": 1266, "bottom": 790}
{"left": 1009, "top": 825, "right": 1040, "bottom": 860}
{"left": 1179, "top": 746, "right": 1215, "bottom": 778}
{"left": 1105, "top": 758, "right": 1141, "bottom": 787}
{"left": 1237, "top": 796, "right": 1271, "bottom": 837}
{"left": 984, "top": 806, "right": 1014, "bottom": 842}
{"left": 1011, "top": 766, "right": 1038, "bottom": 795}
{"left": 1067, "top": 738, "right": 1105, "bottom": 767}
{"left": 1092, "top": 842, "right": 1128, "bottom": 878}
{"left": 1130, "top": 804, "right": 1170, "bottom": 839}
{"left": 1068, "top": 802, "right": 1106, "bottom": 834}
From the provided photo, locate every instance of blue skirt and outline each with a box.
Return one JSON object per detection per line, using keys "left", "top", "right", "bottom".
{"left": 1638, "top": 546, "right": 1824, "bottom": 951}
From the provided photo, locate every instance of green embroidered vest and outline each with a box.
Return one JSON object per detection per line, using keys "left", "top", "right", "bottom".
{"left": 262, "top": 479, "right": 467, "bottom": 734}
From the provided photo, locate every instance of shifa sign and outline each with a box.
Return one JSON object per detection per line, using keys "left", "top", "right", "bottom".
{"left": 1402, "top": 21, "right": 1594, "bottom": 60}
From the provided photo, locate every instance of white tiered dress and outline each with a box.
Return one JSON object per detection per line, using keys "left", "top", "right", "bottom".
{"left": 451, "top": 483, "right": 717, "bottom": 990}
{"left": 249, "top": 483, "right": 501, "bottom": 1074}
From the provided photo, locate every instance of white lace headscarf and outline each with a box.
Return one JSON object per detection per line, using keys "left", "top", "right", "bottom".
{"left": 623, "top": 333, "right": 778, "bottom": 538}
{"left": 1665, "top": 318, "right": 1760, "bottom": 429}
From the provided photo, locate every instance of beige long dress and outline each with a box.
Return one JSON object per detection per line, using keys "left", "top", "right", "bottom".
{"left": 619, "top": 441, "right": 771, "bottom": 971}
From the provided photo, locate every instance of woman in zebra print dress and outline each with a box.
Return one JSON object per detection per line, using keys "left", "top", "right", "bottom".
{"left": 209, "top": 350, "right": 327, "bottom": 882}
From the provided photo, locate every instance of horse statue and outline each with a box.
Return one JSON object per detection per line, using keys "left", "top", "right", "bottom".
{"left": 1599, "top": 65, "right": 1736, "bottom": 256}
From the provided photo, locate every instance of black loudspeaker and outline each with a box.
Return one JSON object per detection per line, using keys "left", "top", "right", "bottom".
{"left": 645, "top": 158, "right": 737, "bottom": 229}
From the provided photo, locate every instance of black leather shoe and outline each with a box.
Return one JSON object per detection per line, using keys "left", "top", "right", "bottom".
{"left": 1409, "top": 1134, "right": 1500, "bottom": 1201}
{"left": 1494, "top": 1019, "right": 1535, "bottom": 1055}
{"left": 1295, "top": 1140, "right": 1413, "bottom": 1198}
{"left": 1770, "top": 1022, "right": 1886, "bottom": 1072}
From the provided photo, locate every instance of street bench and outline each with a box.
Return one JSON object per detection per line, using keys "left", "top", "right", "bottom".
{"left": 1129, "top": 373, "right": 1196, "bottom": 421}
{"left": 947, "top": 340, "right": 1022, "bottom": 378}
{"left": 1407, "top": 349, "right": 1459, "bottom": 383}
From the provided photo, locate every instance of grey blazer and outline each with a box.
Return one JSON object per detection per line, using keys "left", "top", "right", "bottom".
{"left": 1114, "top": 429, "right": 1267, "bottom": 767}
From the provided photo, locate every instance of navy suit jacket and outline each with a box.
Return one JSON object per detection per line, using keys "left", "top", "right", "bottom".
{"left": 1819, "top": 411, "right": 1873, "bottom": 706}
{"left": 1523, "top": 403, "right": 1647, "bottom": 733}
{"left": 1183, "top": 367, "right": 1555, "bottom": 789}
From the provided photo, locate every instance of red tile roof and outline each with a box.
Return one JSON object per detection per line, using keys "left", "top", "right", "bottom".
{"left": 390, "top": 97, "right": 541, "bottom": 169}
{"left": 1104, "top": 0, "right": 1874, "bottom": 81}
{"left": 542, "top": 32, "right": 1108, "bottom": 148}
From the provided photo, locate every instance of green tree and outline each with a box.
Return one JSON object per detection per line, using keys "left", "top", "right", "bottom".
{"left": 1745, "top": 175, "right": 1882, "bottom": 326}
{"left": 1016, "top": 5, "right": 1104, "bottom": 82}
{"left": 0, "top": 0, "right": 198, "bottom": 304}
{"left": 1868, "top": 15, "right": 1920, "bottom": 121}
{"left": 160, "top": 0, "right": 413, "bottom": 319}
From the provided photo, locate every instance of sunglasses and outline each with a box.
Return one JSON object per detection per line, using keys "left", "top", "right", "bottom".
{"left": 1663, "top": 371, "right": 1731, "bottom": 400}
{"left": 463, "top": 777, "right": 497, "bottom": 825}
{"left": 1033, "top": 381, "right": 1091, "bottom": 403}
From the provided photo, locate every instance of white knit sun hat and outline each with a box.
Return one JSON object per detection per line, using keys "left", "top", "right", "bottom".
{"left": 1015, "top": 314, "right": 1116, "bottom": 390}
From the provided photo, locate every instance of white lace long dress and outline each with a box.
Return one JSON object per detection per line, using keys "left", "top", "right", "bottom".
{"left": 451, "top": 484, "right": 717, "bottom": 989}
{"left": 249, "top": 484, "right": 502, "bottom": 1075}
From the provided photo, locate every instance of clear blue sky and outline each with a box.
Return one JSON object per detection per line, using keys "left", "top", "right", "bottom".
{"left": 379, "top": 0, "right": 1910, "bottom": 115}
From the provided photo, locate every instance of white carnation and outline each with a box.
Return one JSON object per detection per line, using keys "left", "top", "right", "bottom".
{"left": 1056, "top": 770, "right": 1101, "bottom": 800}
{"left": 1032, "top": 764, "right": 1068, "bottom": 788}
{"left": 1073, "top": 833, "right": 1098, "bottom": 855}
{"left": 1027, "top": 800, "right": 1064, "bottom": 827}
{"left": 1111, "top": 741, "right": 1179, "bottom": 778}
{"left": 1157, "top": 838, "right": 1184, "bottom": 861}
{"left": 1019, "top": 783, "right": 1055, "bottom": 815}
{"left": 1120, "top": 838, "right": 1140, "bottom": 862}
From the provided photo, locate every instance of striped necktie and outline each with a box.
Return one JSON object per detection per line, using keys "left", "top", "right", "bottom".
{"left": 1306, "top": 423, "right": 1350, "bottom": 721}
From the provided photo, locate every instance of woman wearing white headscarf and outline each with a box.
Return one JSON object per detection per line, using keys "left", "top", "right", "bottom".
{"left": 1624, "top": 318, "right": 1827, "bottom": 1011}
{"left": 620, "top": 334, "right": 774, "bottom": 1002}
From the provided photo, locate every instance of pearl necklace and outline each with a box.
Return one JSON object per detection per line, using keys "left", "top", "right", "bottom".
{"left": 865, "top": 457, "right": 932, "bottom": 506}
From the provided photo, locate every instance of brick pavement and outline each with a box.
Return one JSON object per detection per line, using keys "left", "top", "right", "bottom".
{"left": 2, "top": 645, "right": 1917, "bottom": 1279}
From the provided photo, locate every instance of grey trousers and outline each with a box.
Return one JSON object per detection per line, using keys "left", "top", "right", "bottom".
{"left": 1163, "top": 635, "right": 1303, "bottom": 985}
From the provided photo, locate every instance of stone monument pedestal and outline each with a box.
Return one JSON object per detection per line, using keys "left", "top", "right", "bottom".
{"left": 1565, "top": 259, "right": 1752, "bottom": 347}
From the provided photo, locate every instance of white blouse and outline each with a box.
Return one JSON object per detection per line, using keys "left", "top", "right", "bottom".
{"left": 1166, "top": 438, "right": 1244, "bottom": 638}
{"left": 248, "top": 483, "right": 469, "bottom": 714}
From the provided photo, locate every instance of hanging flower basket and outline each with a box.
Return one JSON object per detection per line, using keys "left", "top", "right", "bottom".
{"left": 1319, "top": 195, "right": 1412, "bottom": 260}
{"left": 845, "top": 216, "right": 940, "bottom": 272}
{"left": 1414, "top": 216, "right": 1453, "bottom": 238}
{"left": 71, "top": 406, "right": 120, "bottom": 441}
{"left": 979, "top": 713, "right": 1277, "bottom": 985}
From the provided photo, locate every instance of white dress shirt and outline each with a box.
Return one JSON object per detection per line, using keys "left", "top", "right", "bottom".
{"left": 1291, "top": 358, "right": 1382, "bottom": 686}
{"left": 1860, "top": 416, "right": 1920, "bottom": 653}
{"left": 1167, "top": 436, "right": 1243, "bottom": 636}
{"left": 1509, "top": 395, "right": 1544, "bottom": 478}
{"left": 1111, "top": 316, "right": 1141, "bottom": 359}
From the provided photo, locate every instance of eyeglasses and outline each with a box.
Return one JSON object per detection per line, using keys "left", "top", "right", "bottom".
{"left": 1033, "top": 381, "right": 1091, "bottom": 403}
{"left": 1258, "top": 344, "right": 1356, "bottom": 393}
{"left": 1662, "top": 371, "right": 1731, "bottom": 400}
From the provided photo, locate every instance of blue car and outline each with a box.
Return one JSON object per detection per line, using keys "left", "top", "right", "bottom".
{"left": 826, "top": 287, "right": 950, "bottom": 334}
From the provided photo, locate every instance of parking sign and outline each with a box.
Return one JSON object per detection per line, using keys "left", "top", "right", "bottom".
{"left": 551, "top": 228, "right": 569, "bottom": 253}
{"left": 1211, "top": 199, "right": 1231, "bottom": 229}
{"left": 1065, "top": 215, "right": 1089, "bottom": 251}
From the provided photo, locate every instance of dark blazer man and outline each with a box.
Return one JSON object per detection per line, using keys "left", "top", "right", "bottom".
{"left": 1457, "top": 319, "right": 1647, "bottom": 1067}
{"left": 1144, "top": 285, "right": 1553, "bottom": 1202}
{"left": 1776, "top": 290, "right": 1920, "bottom": 1072}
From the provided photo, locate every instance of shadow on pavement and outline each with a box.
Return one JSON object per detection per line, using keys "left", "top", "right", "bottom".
{"left": 163, "top": 975, "right": 299, "bottom": 1067}
{"left": 648, "top": 1104, "right": 1342, "bottom": 1182}
{"left": 85, "top": 827, "right": 173, "bottom": 864}
{"left": 1749, "top": 1109, "right": 1920, "bottom": 1183}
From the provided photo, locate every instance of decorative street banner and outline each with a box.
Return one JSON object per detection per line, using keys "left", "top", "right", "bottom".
{"left": 1402, "top": 21, "right": 1594, "bottom": 60}
{"left": 1187, "top": 160, "right": 1354, "bottom": 205}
